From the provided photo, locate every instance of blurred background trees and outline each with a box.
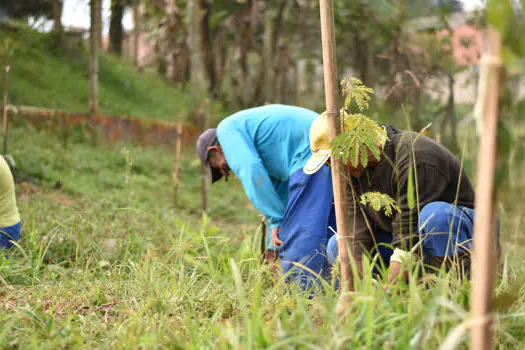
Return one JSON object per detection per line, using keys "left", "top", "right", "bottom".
{"left": 3, "top": 0, "right": 523, "bottom": 153}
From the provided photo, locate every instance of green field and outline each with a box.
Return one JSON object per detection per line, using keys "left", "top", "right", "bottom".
{"left": 0, "top": 121, "right": 522, "bottom": 349}
{"left": 0, "top": 20, "right": 524, "bottom": 350}
{"left": 0, "top": 23, "right": 226, "bottom": 123}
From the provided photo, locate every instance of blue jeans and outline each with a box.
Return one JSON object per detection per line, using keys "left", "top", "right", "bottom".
{"left": 278, "top": 166, "right": 336, "bottom": 290}
{"left": 0, "top": 222, "right": 21, "bottom": 250}
{"left": 327, "top": 202, "right": 487, "bottom": 269}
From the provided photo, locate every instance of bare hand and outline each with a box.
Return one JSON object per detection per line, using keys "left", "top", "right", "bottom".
{"left": 271, "top": 227, "right": 283, "bottom": 249}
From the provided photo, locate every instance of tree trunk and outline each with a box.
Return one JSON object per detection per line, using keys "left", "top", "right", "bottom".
{"left": 155, "top": 0, "right": 189, "bottom": 83}
{"left": 133, "top": 3, "right": 140, "bottom": 66}
{"left": 263, "top": 12, "right": 274, "bottom": 103}
{"left": 364, "top": 35, "right": 374, "bottom": 88}
{"left": 238, "top": 3, "right": 252, "bottom": 107}
{"left": 263, "top": 0, "right": 286, "bottom": 104}
{"left": 188, "top": 0, "right": 209, "bottom": 210}
{"left": 197, "top": 0, "right": 216, "bottom": 93}
{"left": 187, "top": 0, "right": 207, "bottom": 93}
{"left": 89, "top": 0, "right": 101, "bottom": 114}
{"left": 109, "top": 0, "right": 125, "bottom": 56}
{"left": 51, "top": 0, "right": 64, "bottom": 47}
{"left": 51, "top": 0, "right": 63, "bottom": 32}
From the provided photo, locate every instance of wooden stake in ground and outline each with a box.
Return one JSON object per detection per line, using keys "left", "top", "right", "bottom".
{"left": 319, "top": 0, "right": 354, "bottom": 301}
{"left": 172, "top": 119, "right": 183, "bottom": 206}
{"left": 470, "top": 27, "right": 503, "bottom": 350}
{"left": 2, "top": 66, "right": 9, "bottom": 155}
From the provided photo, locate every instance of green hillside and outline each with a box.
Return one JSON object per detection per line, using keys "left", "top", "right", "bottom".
{"left": 0, "top": 23, "right": 224, "bottom": 122}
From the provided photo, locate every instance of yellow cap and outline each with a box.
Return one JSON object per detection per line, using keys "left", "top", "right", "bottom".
{"left": 303, "top": 112, "right": 332, "bottom": 175}
{"left": 303, "top": 111, "right": 387, "bottom": 175}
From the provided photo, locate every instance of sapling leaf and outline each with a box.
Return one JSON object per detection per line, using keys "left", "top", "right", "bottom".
{"left": 360, "top": 192, "right": 400, "bottom": 217}
{"left": 361, "top": 147, "right": 368, "bottom": 168}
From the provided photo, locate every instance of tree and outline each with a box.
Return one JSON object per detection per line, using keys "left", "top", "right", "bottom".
{"left": 89, "top": 0, "right": 101, "bottom": 114}
{"left": 132, "top": 1, "right": 140, "bottom": 66}
{"left": 197, "top": 0, "right": 216, "bottom": 93}
{"left": 50, "top": 0, "right": 63, "bottom": 32}
{"left": 0, "top": 0, "right": 52, "bottom": 19}
{"left": 109, "top": 0, "right": 125, "bottom": 55}
{"left": 51, "top": 0, "right": 64, "bottom": 48}
{"left": 147, "top": 0, "right": 189, "bottom": 83}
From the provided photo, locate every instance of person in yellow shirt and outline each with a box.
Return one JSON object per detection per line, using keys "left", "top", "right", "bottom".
{"left": 0, "top": 155, "right": 20, "bottom": 250}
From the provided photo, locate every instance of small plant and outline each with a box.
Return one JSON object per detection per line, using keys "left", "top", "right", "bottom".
{"left": 333, "top": 78, "right": 398, "bottom": 221}
{"left": 341, "top": 77, "right": 374, "bottom": 112}
{"left": 359, "top": 192, "right": 400, "bottom": 217}
{"left": 330, "top": 78, "right": 387, "bottom": 168}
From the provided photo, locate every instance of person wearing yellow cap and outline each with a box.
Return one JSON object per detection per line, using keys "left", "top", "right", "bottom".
{"left": 0, "top": 155, "right": 21, "bottom": 251}
{"left": 304, "top": 113, "right": 498, "bottom": 282}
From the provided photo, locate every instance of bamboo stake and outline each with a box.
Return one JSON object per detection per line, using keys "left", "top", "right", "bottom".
{"left": 172, "top": 119, "right": 183, "bottom": 206}
{"left": 319, "top": 0, "right": 354, "bottom": 302}
{"left": 470, "top": 27, "right": 503, "bottom": 350}
{"left": 2, "top": 66, "right": 9, "bottom": 155}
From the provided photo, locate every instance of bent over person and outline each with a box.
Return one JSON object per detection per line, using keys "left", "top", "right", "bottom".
{"left": 196, "top": 105, "right": 336, "bottom": 289}
{"left": 304, "top": 114, "right": 499, "bottom": 281}
{"left": 0, "top": 155, "right": 21, "bottom": 251}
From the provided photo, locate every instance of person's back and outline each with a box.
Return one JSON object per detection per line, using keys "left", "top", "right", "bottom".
{"left": 0, "top": 155, "right": 20, "bottom": 250}
{"left": 217, "top": 104, "right": 316, "bottom": 182}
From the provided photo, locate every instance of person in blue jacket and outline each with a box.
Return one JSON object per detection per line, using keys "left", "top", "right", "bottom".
{"left": 196, "top": 105, "right": 336, "bottom": 290}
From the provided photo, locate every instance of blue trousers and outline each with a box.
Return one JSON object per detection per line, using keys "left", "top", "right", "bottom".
{"left": 327, "top": 202, "right": 486, "bottom": 269}
{"left": 0, "top": 222, "right": 21, "bottom": 250}
{"left": 278, "top": 166, "right": 336, "bottom": 290}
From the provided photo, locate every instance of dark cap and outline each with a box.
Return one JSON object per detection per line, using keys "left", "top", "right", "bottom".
{"left": 196, "top": 128, "right": 223, "bottom": 183}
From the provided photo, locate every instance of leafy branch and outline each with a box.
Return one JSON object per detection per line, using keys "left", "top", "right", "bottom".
{"left": 341, "top": 77, "right": 374, "bottom": 111}
{"left": 330, "top": 77, "right": 386, "bottom": 168}
{"left": 360, "top": 192, "right": 400, "bottom": 217}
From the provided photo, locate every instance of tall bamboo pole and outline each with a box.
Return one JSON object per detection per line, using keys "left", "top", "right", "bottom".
{"left": 2, "top": 66, "right": 9, "bottom": 155}
{"left": 470, "top": 27, "right": 503, "bottom": 350}
{"left": 319, "top": 0, "right": 354, "bottom": 297}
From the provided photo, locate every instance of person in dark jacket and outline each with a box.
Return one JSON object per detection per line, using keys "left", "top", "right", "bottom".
{"left": 303, "top": 114, "right": 498, "bottom": 282}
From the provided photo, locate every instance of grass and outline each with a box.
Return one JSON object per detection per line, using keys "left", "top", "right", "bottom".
{"left": 0, "top": 120, "right": 522, "bottom": 348}
{"left": 0, "top": 22, "right": 226, "bottom": 124}
{"left": 0, "top": 23, "right": 524, "bottom": 346}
